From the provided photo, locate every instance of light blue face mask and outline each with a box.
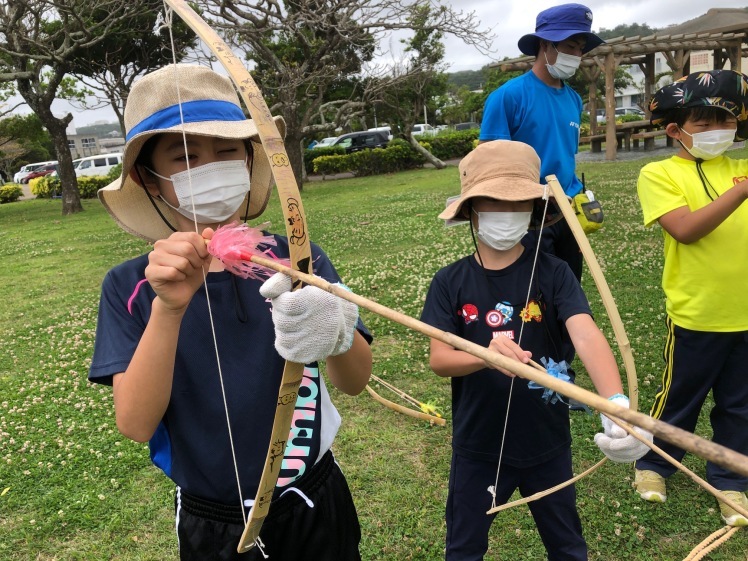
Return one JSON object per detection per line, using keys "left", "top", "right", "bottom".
{"left": 147, "top": 157, "right": 250, "bottom": 224}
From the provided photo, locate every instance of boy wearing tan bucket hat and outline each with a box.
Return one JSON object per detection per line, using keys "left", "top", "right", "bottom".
{"left": 89, "top": 64, "right": 372, "bottom": 559}
{"left": 420, "top": 141, "right": 649, "bottom": 560}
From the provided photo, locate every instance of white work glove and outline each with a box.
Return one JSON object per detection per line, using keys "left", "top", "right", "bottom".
{"left": 259, "top": 272, "right": 359, "bottom": 364}
{"left": 594, "top": 394, "right": 652, "bottom": 462}
{"left": 594, "top": 428, "right": 652, "bottom": 463}
{"left": 600, "top": 394, "right": 630, "bottom": 439}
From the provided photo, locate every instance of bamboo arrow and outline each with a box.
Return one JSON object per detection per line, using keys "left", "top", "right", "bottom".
{"left": 219, "top": 251, "right": 748, "bottom": 479}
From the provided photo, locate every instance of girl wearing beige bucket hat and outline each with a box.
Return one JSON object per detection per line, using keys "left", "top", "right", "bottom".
{"left": 89, "top": 64, "right": 372, "bottom": 559}
{"left": 421, "top": 140, "right": 649, "bottom": 561}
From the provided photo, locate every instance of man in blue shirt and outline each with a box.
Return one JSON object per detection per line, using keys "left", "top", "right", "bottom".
{"left": 480, "top": 3, "right": 604, "bottom": 281}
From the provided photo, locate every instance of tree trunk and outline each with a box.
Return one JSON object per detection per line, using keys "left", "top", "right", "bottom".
{"left": 408, "top": 136, "right": 446, "bottom": 169}
{"left": 47, "top": 121, "right": 83, "bottom": 215}
{"left": 284, "top": 129, "right": 305, "bottom": 191}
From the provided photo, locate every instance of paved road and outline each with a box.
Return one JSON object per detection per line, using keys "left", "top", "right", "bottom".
{"left": 19, "top": 182, "right": 33, "bottom": 200}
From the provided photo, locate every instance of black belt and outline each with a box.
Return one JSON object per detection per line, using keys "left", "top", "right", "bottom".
{"left": 179, "top": 449, "right": 335, "bottom": 524}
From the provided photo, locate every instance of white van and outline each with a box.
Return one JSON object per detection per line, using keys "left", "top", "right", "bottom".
{"left": 75, "top": 153, "right": 123, "bottom": 177}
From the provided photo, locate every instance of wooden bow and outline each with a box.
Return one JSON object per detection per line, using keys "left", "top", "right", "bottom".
{"left": 546, "top": 175, "right": 639, "bottom": 412}
{"left": 161, "top": 0, "right": 312, "bottom": 552}
{"left": 229, "top": 253, "right": 748, "bottom": 479}
{"left": 366, "top": 374, "right": 446, "bottom": 426}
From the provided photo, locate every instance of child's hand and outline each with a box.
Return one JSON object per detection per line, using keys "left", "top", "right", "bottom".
{"left": 146, "top": 231, "right": 213, "bottom": 314}
{"left": 594, "top": 426, "right": 652, "bottom": 463}
{"left": 487, "top": 336, "right": 532, "bottom": 378}
{"left": 260, "top": 272, "right": 359, "bottom": 364}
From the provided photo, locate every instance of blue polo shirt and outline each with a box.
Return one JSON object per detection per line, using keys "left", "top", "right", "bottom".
{"left": 480, "top": 71, "right": 584, "bottom": 197}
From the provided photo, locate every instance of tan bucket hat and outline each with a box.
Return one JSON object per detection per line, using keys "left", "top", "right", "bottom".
{"left": 98, "top": 63, "right": 286, "bottom": 243}
{"left": 439, "top": 140, "right": 546, "bottom": 221}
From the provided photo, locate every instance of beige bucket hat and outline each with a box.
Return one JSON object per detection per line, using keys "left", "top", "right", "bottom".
{"left": 439, "top": 140, "right": 546, "bottom": 221}
{"left": 98, "top": 63, "right": 286, "bottom": 243}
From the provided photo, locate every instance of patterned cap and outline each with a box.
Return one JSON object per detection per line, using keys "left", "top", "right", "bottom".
{"left": 649, "top": 69, "right": 748, "bottom": 141}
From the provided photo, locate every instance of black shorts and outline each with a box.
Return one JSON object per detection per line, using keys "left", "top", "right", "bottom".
{"left": 175, "top": 450, "right": 361, "bottom": 560}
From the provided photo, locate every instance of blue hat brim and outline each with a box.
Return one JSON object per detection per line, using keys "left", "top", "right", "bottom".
{"left": 518, "top": 31, "right": 604, "bottom": 56}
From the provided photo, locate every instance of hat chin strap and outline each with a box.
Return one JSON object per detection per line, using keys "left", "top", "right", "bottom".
{"left": 134, "top": 166, "right": 178, "bottom": 235}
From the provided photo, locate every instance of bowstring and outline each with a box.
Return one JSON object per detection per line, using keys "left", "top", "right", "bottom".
{"left": 161, "top": 3, "right": 247, "bottom": 525}
{"left": 490, "top": 185, "right": 551, "bottom": 511}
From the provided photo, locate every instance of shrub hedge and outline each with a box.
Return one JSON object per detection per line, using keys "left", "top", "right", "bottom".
{"left": 307, "top": 130, "right": 479, "bottom": 178}
{"left": 0, "top": 183, "right": 23, "bottom": 203}
{"left": 30, "top": 175, "right": 112, "bottom": 199}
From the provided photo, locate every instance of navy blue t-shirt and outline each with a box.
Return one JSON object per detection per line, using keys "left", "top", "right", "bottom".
{"left": 420, "top": 248, "right": 590, "bottom": 467}
{"left": 89, "top": 235, "right": 371, "bottom": 503}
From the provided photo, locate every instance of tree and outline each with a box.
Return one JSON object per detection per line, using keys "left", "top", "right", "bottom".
{"left": 0, "top": 113, "right": 54, "bottom": 178}
{"left": 374, "top": 4, "right": 450, "bottom": 168}
{"left": 0, "top": 0, "right": 151, "bottom": 214}
{"left": 597, "top": 23, "right": 658, "bottom": 40}
{"left": 439, "top": 84, "right": 484, "bottom": 125}
{"left": 208, "top": 0, "right": 493, "bottom": 186}
{"left": 447, "top": 69, "right": 483, "bottom": 91}
{"left": 69, "top": 2, "right": 198, "bottom": 133}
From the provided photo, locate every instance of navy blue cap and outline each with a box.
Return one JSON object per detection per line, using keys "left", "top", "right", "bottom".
{"left": 518, "top": 3, "right": 605, "bottom": 56}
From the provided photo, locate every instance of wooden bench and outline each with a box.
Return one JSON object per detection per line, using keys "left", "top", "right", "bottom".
{"left": 579, "top": 132, "right": 626, "bottom": 153}
{"left": 631, "top": 129, "right": 673, "bottom": 150}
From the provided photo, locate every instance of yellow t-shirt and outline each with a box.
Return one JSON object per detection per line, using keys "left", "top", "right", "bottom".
{"left": 637, "top": 154, "right": 748, "bottom": 331}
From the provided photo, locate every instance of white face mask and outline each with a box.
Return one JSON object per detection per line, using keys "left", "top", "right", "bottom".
{"left": 148, "top": 158, "right": 250, "bottom": 224}
{"left": 474, "top": 210, "right": 532, "bottom": 251}
{"left": 679, "top": 128, "right": 735, "bottom": 160}
{"left": 544, "top": 45, "right": 581, "bottom": 80}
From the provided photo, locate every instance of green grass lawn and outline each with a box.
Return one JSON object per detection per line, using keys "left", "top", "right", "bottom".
{"left": 1, "top": 150, "right": 746, "bottom": 560}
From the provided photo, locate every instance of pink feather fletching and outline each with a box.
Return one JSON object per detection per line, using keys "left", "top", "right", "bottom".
{"left": 208, "top": 222, "right": 291, "bottom": 280}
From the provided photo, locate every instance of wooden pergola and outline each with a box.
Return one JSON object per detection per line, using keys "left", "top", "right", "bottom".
{"left": 490, "top": 8, "right": 748, "bottom": 160}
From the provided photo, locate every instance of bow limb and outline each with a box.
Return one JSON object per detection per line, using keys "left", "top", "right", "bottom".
{"left": 365, "top": 385, "right": 447, "bottom": 426}
{"left": 546, "top": 175, "right": 639, "bottom": 412}
{"left": 487, "top": 458, "right": 608, "bottom": 515}
{"left": 161, "top": 1, "right": 312, "bottom": 553}
{"left": 237, "top": 253, "right": 748, "bottom": 478}
{"left": 370, "top": 373, "right": 444, "bottom": 420}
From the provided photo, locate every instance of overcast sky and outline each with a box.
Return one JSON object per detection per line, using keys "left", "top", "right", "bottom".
{"left": 11, "top": 0, "right": 748, "bottom": 127}
{"left": 443, "top": 0, "right": 748, "bottom": 71}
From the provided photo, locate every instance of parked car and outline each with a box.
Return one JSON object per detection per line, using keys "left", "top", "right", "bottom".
{"left": 367, "top": 126, "right": 395, "bottom": 141}
{"left": 75, "top": 152, "right": 123, "bottom": 177}
{"left": 14, "top": 161, "right": 56, "bottom": 184}
{"left": 615, "top": 106, "right": 646, "bottom": 119}
{"left": 47, "top": 158, "right": 82, "bottom": 179}
{"left": 454, "top": 122, "right": 480, "bottom": 131}
{"left": 411, "top": 123, "right": 435, "bottom": 137}
{"left": 23, "top": 163, "right": 58, "bottom": 183}
{"left": 330, "top": 131, "right": 389, "bottom": 153}
{"left": 312, "top": 136, "right": 338, "bottom": 149}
